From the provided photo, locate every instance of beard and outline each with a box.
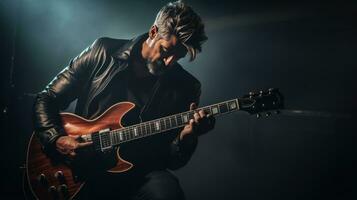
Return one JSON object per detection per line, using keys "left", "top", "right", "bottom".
{"left": 146, "top": 59, "right": 166, "bottom": 76}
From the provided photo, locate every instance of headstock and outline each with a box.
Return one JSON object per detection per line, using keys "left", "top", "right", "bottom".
{"left": 239, "top": 88, "right": 284, "bottom": 118}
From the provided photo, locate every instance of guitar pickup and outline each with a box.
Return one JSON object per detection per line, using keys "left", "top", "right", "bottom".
{"left": 92, "top": 128, "right": 113, "bottom": 152}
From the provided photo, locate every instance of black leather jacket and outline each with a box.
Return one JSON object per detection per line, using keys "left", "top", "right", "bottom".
{"left": 32, "top": 34, "right": 201, "bottom": 170}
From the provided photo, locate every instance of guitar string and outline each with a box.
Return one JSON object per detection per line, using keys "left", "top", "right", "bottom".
{"left": 107, "top": 98, "right": 240, "bottom": 145}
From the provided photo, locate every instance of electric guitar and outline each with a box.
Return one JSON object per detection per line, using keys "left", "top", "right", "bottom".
{"left": 25, "top": 88, "right": 284, "bottom": 200}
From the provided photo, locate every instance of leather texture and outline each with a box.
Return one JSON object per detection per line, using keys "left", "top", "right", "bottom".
{"left": 32, "top": 33, "right": 201, "bottom": 169}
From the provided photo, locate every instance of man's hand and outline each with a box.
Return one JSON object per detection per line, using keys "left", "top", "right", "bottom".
{"left": 179, "top": 103, "right": 215, "bottom": 140}
{"left": 55, "top": 135, "right": 92, "bottom": 157}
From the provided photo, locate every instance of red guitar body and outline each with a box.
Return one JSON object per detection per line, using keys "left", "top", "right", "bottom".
{"left": 26, "top": 102, "right": 136, "bottom": 200}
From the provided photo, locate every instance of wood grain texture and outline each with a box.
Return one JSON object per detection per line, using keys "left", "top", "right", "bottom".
{"left": 26, "top": 102, "right": 136, "bottom": 199}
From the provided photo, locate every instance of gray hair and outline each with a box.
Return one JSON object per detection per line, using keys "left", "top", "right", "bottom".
{"left": 154, "top": 1, "right": 208, "bottom": 61}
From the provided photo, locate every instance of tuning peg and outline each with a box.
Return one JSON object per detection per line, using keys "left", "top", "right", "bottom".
{"left": 256, "top": 113, "right": 261, "bottom": 118}
{"left": 259, "top": 90, "right": 263, "bottom": 96}
{"left": 265, "top": 112, "right": 271, "bottom": 117}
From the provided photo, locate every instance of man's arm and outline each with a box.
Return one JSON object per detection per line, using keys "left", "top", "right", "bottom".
{"left": 32, "top": 39, "right": 101, "bottom": 155}
{"left": 168, "top": 83, "right": 215, "bottom": 170}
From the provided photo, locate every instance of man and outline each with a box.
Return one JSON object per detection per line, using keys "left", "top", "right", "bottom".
{"left": 33, "top": 1, "right": 215, "bottom": 199}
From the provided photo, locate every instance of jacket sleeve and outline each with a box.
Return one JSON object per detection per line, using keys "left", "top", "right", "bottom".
{"left": 167, "top": 82, "right": 201, "bottom": 170}
{"left": 32, "top": 39, "right": 102, "bottom": 154}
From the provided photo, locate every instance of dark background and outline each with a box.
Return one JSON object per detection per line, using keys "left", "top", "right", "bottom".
{"left": 1, "top": 0, "right": 356, "bottom": 199}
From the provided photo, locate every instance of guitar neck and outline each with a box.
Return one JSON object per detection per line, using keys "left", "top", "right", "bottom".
{"left": 92, "top": 98, "right": 240, "bottom": 151}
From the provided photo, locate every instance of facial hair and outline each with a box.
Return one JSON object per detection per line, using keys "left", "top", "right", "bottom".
{"left": 146, "top": 59, "right": 166, "bottom": 76}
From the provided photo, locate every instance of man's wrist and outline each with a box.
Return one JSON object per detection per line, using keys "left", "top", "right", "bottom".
{"left": 177, "top": 133, "right": 198, "bottom": 151}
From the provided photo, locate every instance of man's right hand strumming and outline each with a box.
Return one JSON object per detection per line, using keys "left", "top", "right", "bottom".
{"left": 55, "top": 136, "right": 92, "bottom": 157}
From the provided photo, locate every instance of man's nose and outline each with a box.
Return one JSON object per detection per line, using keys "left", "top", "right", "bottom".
{"left": 163, "top": 55, "right": 174, "bottom": 66}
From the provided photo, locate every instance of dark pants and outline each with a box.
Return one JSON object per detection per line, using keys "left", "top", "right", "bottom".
{"left": 77, "top": 170, "right": 185, "bottom": 200}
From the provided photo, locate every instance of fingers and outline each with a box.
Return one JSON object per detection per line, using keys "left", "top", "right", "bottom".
{"left": 192, "top": 108, "right": 215, "bottom": 135}
{"left": 194, "top": 112, "right": 200, "bottom": 124}
{"left": 56, "top": 147, "right": 67, "bottom": 155}
{"left": 190, "top": 119, "right": 196, "bottom": 130}
{"left": 69, "top": 135, "right": 80, "bottom": 139}
{"left": 190, "top": 102, "right": 197, "bottom": 110}
{"left": 198, "top": 110, "right": 206, "bottom": 118}
{"left": 76, "top": 141, "right": 93, "bottom": 148}
{"left": 69, "top": 150, "right": 76, "bottom": 157}
{"left": 194, "top": 109, "right": 207, "bottom": 124}
{"left": 185, "top": 119, "right": 196, "bottom": 131}
{"left": 56, "top": 135, "right": 92, "bottom": 156}
{"left": 57, "top": 147, "right": 76, "bottom": 156}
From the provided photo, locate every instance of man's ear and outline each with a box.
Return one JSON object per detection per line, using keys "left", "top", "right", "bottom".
{"left": 149, "top": 25, "right": 158, "bottom": 39}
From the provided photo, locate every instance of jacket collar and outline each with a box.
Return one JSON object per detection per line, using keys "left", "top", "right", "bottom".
{"left": 113, "top": 33, "right": 148, "bottom": 62}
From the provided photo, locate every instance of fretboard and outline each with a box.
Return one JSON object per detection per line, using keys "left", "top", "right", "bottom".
{"left": 93, "top": 98, "right": 240, "bottom": 151}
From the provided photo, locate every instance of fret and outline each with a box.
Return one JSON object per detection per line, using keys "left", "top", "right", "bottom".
{"left": 121, "top": 130, "right": 125, "bottom": 141}
{"left": 132, "top": 126, "right": 136, "bottom": 137}
{"left": 112, "top": 132, "right": 116, "bottom": 144}
{"left": 203, "top": 107, "right": 211, "bottom": 115}
{"left": 138, "top": 125, "right": 142, "bottom": 137}
{"left": 129, "top": 127, "right": 135, "bottom": 140}
{"left": 109, "top": 132, "right": 114, "bottom": 145}
{"left": 138, "top": 126, "right": 141, "bottom": 137}
{"left": 165, "top": 118, "right": 170, "bottom": 129}
{"left": 141, "top": 123, "right": 146, "bottom": 136}
{"left": 211, "top": 105, "right": 219, "bottom": 115}
{"left": 146, "top": 123, "right": 151, "bottom": 135}
{"left": 160, "top": 119, "right": 165, "bottom": 130}
{"left": 114, "top": 133, "right": 118, "bottom": 144}
{"left": 135, "top": 126, "right": 139, "bottom": 137}
{"left": 126, "top": 128, "right": 131, "bottom": 140}
{"left": 143, "top": 123, "right": 146, "bottom": 135}
{"left": 142, "top": 124, "right": 145, "bottom": 136}
{"left": 154, "top": 120, "right": 160, "bottom": 131}
{"left": 219, "top": 103, "right": 229, "bottom": 114}
{"left": 150, "top": 122, "right": 155, "bottom": 133}
{"left": 182, "top": 113, "right": 189, "bottom": 124}
{"left": 113, "top": 132, "right": 117, "bottom": 144}
{"left": 119, "top": 130, "right": 123, "bottom": 141}
{"left": 177, "top": 115, "right": 183, "bottom": 125}
{"left": 188, "top": 111, "right": 194, "bottom": 120}
{"left": 228, "top": 100, "right": 238, "bottom": 111}
{"left": 125, "top": 130, "right": 128, "bottom": 141}
{"left": 170, "top": 116, "right": 177, "bottom": 127}
{"left": 124, "top": 129, "right": 129, "bottom": 141}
